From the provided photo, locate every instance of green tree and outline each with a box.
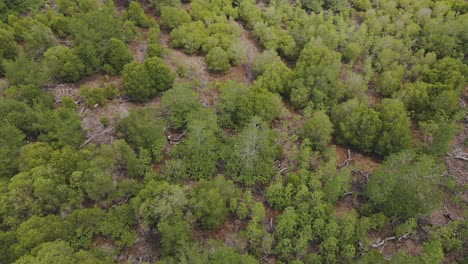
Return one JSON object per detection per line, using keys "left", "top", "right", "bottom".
{"left": 224, "top": 118, "right": 276, "bottom": 186}
{"left": 116, "top": 108, "right": 166, "bottom": 161}
{"left": 206, "top": 47, "right": 230, "bottom": 74}
{"left": 0, "top": 124, "right": 24, "bottom": 178}
{"left": 4, "top": 51, "right": 48, "bottom": 87}
{"left": 132, "top": 180, "right": 187, "bottom": 227}
{"left": 365, "top": 151, "right": 443, "bottom": 220}
{"left": 43, "top": 45, "right": 85, "bottom": 82}
{"left": 122, "top": 57, "right": 174, "bottom": 102}
{"left": 96, "top": 204, "right": 135, "bottom": 249}
{"left": 332, "top": 99, "right": 382, "bottom": 153}
{"left": 103, "top": 38, "right": 133, "bottom": 75}
{"left": 170, "top": 21, "right": 209, "bottom": 54}
{"left": 157, "top": 218, "right": 193, "bottom": 256}
{"left": 254, "top": 61, "right": 292, "bottom": 96}
{"left": 376, "top": 66, "right": 404, "bottom": 97}
{"left": 160, "top": 83, "right": 201, "bottom": 130}
{"left": 160, "top": 6, "right": 191, "bottom": 30}
{"left": 172, "top": 109, "right": 219, "bottom": 179}
{"left": 189, "top": 176, "right": 238, "bottom": 229}
{"left": 302, "top": 110, "right": 333, "bottom": 150}
{"left": 374, "top": 99, "right": 411, "bottom": 156}
{"left": 127, "top": 1, "right": 151, "bottom": 28}
{"left": 293, "top": 42, "right": 344, "bottom": 107}
{"left": 217, "top": 81, "right": 282, "bottom": 129}
{"left": 0, "top": 28, "right": 17, "bottom": 76}
{"left": 13, "top": 215, "right": 72, "bottom": 256}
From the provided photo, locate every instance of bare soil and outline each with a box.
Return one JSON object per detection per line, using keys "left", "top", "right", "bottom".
{"left": 117, "top": 228, "right": 160, "bottom": 264}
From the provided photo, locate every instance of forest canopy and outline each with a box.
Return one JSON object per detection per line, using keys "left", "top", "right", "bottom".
{"left": 0, "top": 0, "right": 466, "bottom": 263}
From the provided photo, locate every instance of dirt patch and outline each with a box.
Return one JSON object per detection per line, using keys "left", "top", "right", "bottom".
{"left": 336, "top": 146, "right": 381, "bottom": 173}
{"left": 335, "top": 194, "right": 358, "bottom": 217}
{"left": 117, "top": 228, "right": 160, "bottom": 264}
{"left": 271, "top": 105, "right": 304, "bottom": 172}
{"left": 192, "top": 216, "right": 248, "bottom": 250}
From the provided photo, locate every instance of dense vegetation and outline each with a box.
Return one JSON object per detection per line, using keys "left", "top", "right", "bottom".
{"left": 0, "top": 0, "right": 466, "bottom": 263}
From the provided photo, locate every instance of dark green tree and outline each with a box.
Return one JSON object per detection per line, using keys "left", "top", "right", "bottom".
{"left": 302, "top": 110, "right": 333, "bottom": 150}
{"left": 365, "top": 151, "right": 443, "bottom": 220}
{"left": 43, "top": 45, "right": 85, "bottom": 82}
{"left": 103, "top": 38, "right": 133, "bottom": 75}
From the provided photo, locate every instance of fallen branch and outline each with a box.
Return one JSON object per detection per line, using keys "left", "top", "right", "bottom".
{"left": 370, "top": 236, "right": 396, "bottom": 248}
{"left": 79, "top": 106, "right": 88, "bottom": 117}
{"left": 448, "top": 148, "right": 468, "bottom": 161}
{"left": 80, "top": 128, "right": 114, "bottom": 148}
{"left": 342, "top": 192, "right": 353, "bottom": 197}
{"left": 443, "top": 200, "right": 456, "bottom": 221}
{"left": 338, "top": 149, "right": 352, "bottom": 168}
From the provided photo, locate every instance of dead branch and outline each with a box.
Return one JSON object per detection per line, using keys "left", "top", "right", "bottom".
{"left": 279, "top": 167, "right": 288, "bottom": 174}
{"left": 80, "top": 128, "right": 114, "bottom": 148}
{"left": 443, "top": 200, "right": 456, "bottom": 221}
{"left": 370, "top": 236, "right": 396, "bottom": 248}
{"left": 79, "top": 106, "right": 88, "bottom": 117}
{"left": 338, "top": 149, "right": 352, "bottom": 168}
{"left": 448, "top": 148, "right": 468, "bottom": 162}
{"left": 342, "top": 192, "right": 353, "bottom": 197}
{"left": 167, "top": 130, "right": 187, "bottom": 144}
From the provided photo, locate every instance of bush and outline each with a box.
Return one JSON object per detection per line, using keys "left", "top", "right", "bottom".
{"left": 302, "top": 111, "right": 333, "bottom": 150}
{"left": 206, "top": 47, "right": 230, "bottom": 74}
{"left": 122, "top": 57, "right": 174, "bottom": 102}
{"left": 103, "top": 38, "right": 133, "bottom": 74}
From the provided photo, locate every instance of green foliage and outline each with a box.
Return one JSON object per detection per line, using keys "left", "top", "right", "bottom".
{"left": 158, "top": 218, "right": 193, "bottom": 256}
{"left": 13, "top": 215, "right": 72, "bottom": 256}
{"left": 365, "top": 151, "right": 443, "bottom": 220}
{"left": 206, "top": 46, "right": 230, "bottom": 74}
{"left": 132, "top": 180, "right": 187, "bottom": 226}
{"left": 323, "top": 170, "right": 351, "bottom": 204}
{"left": 14, "top": 240, "right": 108, "bottom": 264}
{"left": 122, "top": 57, "right": 174, "bottom": 102}
{"left": 127, "top": 1, "right": 151, "bottom": 28}
{"left": 395, "top": 218, "right": 416, "bottom": 237}
{"left": 78, "top": 85, "right": 105, "bottom": 107}
{"left": 376, "top": 66, "right": 404, "bottom": 97}
{"left": 209, "top": 246, "right": 258, "bottom": 264}
{"left": 293, "top": 42, "right": 343, "bottom": 107}
{"left": 43, "top": 45, "right": 85, "bottom": 82}
{"left": 302, "top": 110, "right": 333, "bottom": 151}
{"left": 116, "top": 108, "right": 166, "bottom": 162}
{"left": 103, "top": 38, "right": 133, "bottom": 75}
{"left": 374, "top": 99, "right": 411, "bottom": 156}
{"left": 217, "top": 81, "right": 282, "bottom": 129}
{"left": 172, "top": 109, "right": 219, "bottom": 179}
{"left": 420, "top": 121, "right": 458, "bottom": 156}
{"left": 4, "top": 51, "right": 48, "bottom": 87}
{"left": 189, "top": 176, "right": 238, "bottom": 229}
{"left": 170, "top": 21, "right": 209, "bottom": 54}
{"left": 5, "top": 84, "right": 53, "bottom": 106}
{"left": 0, "top": 28, "right": 17, "bottom": 76}
{"left": 0, "top": 124, "right": 24, "bottom": 178}
{"left": 224, "top": 118, "right": 276, "bottom": 186}
{"left": 332, "top": 99, "right": 382, "bottom": 153}
{"left": 160, "top": 6, "right": 191, "bottom": 30}
{"left": 96, "top": 204, "right": 135, "bottom": 249}
{"left": 253, "top": 61, "right": 292, "bottom": 96}
{"left": 160, "top": 82, "right": 201, "bottom": 130}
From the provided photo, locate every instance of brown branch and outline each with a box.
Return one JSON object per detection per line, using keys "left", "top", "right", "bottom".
{"left": 80, "top": 128, "right": 114, "bottom": 148}
{"left": 448, "top": 148, "right": 468, "bottom": 161}
{"left": 443, "top": 200, "right": 456, "bottom": 221}
{"left": 338, "top": 149, "right": 352, "bottom": 168}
